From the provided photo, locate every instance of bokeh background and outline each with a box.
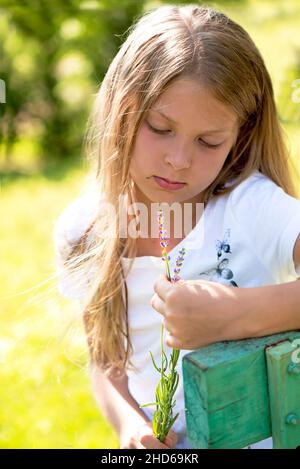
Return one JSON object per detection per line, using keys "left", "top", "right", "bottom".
{"left": 1, "top": 0, "right": 300, "bottom": 448}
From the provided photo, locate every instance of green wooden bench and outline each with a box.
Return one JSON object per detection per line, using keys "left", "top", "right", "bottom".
{"left": 182, "top": 330, "right": 300, "bottom": 448}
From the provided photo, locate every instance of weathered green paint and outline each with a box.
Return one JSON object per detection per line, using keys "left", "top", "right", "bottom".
{"left": 182, "top": 331, "right": 300, "bottom": 449}
{"left": 266, "top": 340, "right": 300, "bottom": 448}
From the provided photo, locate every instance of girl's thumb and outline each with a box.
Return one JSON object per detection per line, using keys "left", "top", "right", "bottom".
{"left": 163, "top": 428, "right": 178, "bottom": 448}
{"left": 138, "top": 422, "right": 154, "bottom": 441}
{"left": 138, "top": 423, "right": 178, "bottom": 449}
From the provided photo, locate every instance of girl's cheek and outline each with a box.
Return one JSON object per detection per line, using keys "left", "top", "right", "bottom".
{"left": 139, "top": 123, "right": 168, "bottom": 149}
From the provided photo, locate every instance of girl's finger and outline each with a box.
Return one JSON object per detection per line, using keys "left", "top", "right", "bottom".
{"left": 139, "top": 434, "right": 169, "bottom": 449}
{"left": 150, "top": 292, "right": 165, "bottom": 316}
{"left": 153, "top": 274, "right": 173, "bottom": 301}
{"left": 165, "top": 331, "right": 182, "bottom": 349}
{"left": 163, "top": 428, "right": 178, "bottom": 448}
{"left": 151, "top": 293, "right": 179, "bottom": 335}
{"left": 139, "top": 421, "right": 178, "bottom": 449}
{"left": 163, "top": 318, "right": 177, "bottom": 336}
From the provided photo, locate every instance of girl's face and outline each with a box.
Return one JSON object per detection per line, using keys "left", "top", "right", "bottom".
{"left": 129, "top": 78, "right": 239, "bottom": 207}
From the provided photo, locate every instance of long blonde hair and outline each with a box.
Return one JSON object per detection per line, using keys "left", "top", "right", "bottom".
{"left": 63, "top": 4, "right": 299, "bottom": 377}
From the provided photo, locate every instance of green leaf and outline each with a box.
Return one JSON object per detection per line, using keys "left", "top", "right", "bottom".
{"left": 169, "top": 412, "right": 179, "bottom": 427}
{"left": 149, "top": 351, "right": 161, "bottom": 373}
{"left": 171, "top": 349, "right": 180, "bottom": 368}
{"left": 139, "top": 402, "right": 157, "bottom": 408}
{"left": 152, "top": 416, "right": 157, "bottom": 436}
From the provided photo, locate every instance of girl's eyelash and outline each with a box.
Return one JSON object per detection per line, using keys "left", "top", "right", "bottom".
{"left": 146, "top": 122, "right": 222, "bottom": 149}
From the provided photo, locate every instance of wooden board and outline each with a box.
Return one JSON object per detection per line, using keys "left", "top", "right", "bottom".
{"left": 182, "top": 331, "right": 300, "bottom": 448}
{"left": 267, "top": 340, "right": 300, "bottom": 448}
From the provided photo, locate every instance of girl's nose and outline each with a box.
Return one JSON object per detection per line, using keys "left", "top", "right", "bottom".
{"left": 164, "top": 141, "right": 192, "bottom": 170}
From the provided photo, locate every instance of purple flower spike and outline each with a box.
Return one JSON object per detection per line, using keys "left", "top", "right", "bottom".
{"left": 157, "top": 208, "right": 187, "bottom": 282}
{"left": 171, "top": 246, "right": 187, "bottom": 282}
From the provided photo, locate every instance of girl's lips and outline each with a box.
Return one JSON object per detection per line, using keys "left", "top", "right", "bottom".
{"left": 153, "top": 176, "right": 186, "bottom": 191}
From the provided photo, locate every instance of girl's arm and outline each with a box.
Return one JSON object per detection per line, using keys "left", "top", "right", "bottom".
{"left": 244, "top": 232, "right": 300, "bottom": 337}
{"left": 89, "top": 362, "right": 149, "bottom": 440}
{"left": 151, "top": 275, "right": 300, "bottom": 349}
{"left": 240, "top": 279, "right": 300, "bottom": 339}
{"left": 89, "top": 362, "right": 178, "bottom": 449}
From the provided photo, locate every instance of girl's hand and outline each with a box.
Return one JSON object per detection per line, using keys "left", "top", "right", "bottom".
{"left": 120, "top": 421, "right": 178, "bottom": 449}
{"left": 151, "top": 274, "right": 244, "bottom": 350}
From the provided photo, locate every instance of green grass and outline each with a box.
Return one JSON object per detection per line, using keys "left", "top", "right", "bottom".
{"left": 0, "top": 164, "right": 119, "bottom": 448}
{"left": 1, "top": 0, "right": 300, "bottom": 449}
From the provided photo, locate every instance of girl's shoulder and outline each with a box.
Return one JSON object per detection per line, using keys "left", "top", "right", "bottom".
{"left": 53, "top": 187, "right": 104, "bottom": 300}
{"left": 223, "top": 169, "right": 300, "bottom": 280}
{"left": 53, "top": 188, "right": 103, "bottom": 262}
{"left": 226, "top": 169, "right": 284, "bottom": 207}
{"left": 226, "top": 169, "right": 271, "bottom": 190}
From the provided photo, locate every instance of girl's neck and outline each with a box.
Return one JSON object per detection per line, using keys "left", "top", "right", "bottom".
{"left": 122, "top": 200, "right": 205, "bottom": 258}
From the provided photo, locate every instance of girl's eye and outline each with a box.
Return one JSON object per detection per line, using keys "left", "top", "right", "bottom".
{"left": 146, "top": 122, "right": 222, "bottom": 149}
{"left": 146, "top": 122, "right": 170, "bottom": 135}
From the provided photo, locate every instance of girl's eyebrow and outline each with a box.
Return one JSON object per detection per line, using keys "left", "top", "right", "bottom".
{"left": 150, "top": 109, "right": 230, "bottom": 135}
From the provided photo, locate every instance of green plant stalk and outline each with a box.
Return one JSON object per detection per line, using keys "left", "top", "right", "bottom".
{"left": 140, "top": 241, "right": 181, "bottom": 442}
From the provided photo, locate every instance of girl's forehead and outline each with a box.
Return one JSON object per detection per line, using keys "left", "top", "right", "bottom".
{"left": 155, "top": 79, "right": 231, "bottom": 110}
{"left": 150, "top": 80, "right": 238, "bottom": 131}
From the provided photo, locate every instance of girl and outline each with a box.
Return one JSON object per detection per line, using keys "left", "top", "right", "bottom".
{"left": 53, "top": 4, "right": 300, "bottom": 449}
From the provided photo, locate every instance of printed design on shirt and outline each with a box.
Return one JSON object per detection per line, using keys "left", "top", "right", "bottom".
{"left": 198, "top": 228, "right": 239, "bottom": 287}
{"left": 215, "top": 228, "right": 232, "bottom": 259}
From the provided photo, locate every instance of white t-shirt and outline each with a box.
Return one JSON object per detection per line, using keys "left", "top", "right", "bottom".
{"left": 53, "top": 170, "right": 300, "bottom": 449}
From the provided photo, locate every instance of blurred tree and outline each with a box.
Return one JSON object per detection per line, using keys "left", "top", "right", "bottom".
{"left": 0, "top": 0, "right": 146, "bottom": 168}
{"left": 277, "top": 48, "right": 300, "bottom": 125}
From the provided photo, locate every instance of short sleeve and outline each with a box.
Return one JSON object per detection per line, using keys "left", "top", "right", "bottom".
{"left": 230, "top": 172, "right": 300, "bottom": 280}
{"left": 53, "top": 190, "right": 100, "bottom": 300}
